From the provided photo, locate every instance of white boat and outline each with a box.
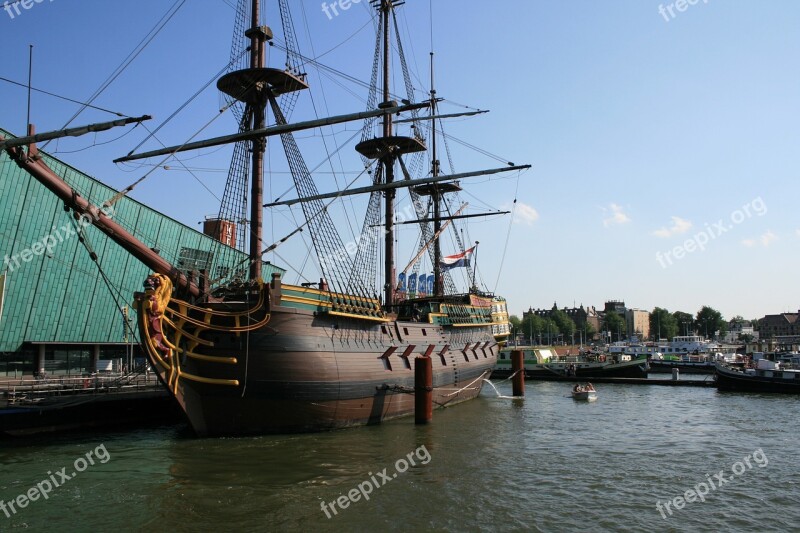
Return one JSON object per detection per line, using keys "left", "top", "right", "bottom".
{"left": 660, "top": 335, "right": 720, "bottom": 355}
{"left": 607, "top": 342, "right": 663, "bottom": 359}
{"left": 571, "top": 384, "right": 597, "bottom": 401}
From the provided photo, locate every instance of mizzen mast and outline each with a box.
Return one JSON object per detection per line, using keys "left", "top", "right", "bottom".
{"left": 429, "top": 53, "right": 448, "bottom": 297}
{"left": 413, "top": 52, "right": 463, "bottom": 297}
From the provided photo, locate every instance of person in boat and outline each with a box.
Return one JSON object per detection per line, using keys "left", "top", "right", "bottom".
{"left": 573, "top": 384, "right": 582, "bottom": 393}
{"left": 585, "top": 383, "right": 595, "bottom": 392}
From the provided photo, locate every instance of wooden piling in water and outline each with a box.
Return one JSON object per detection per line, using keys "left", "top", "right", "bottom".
{"left": 415, "top": 356, "right": 433, "bottom": 424}
{"left": 512, "top": 350, "right": 525, "bottom": 397}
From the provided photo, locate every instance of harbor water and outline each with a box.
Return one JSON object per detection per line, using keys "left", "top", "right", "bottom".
{"left": 2, "top": 380, "right": 799, "bottom": 532}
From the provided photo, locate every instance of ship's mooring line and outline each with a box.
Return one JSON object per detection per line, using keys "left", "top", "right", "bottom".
{"left": 492, "top": 369, "right": 523, "bottom": 383}
{"left": 443, "top": 370, "right": 491, "bottom": 398}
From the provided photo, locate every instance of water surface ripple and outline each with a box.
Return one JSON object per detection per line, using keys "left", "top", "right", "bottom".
{"left": 1, "top": 381, "right": 798, "bottom": 532}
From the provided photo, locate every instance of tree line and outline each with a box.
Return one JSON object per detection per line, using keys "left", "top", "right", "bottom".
{"left": 511, "top": 309, "right": 597, "bottom": 345}
{"left": 509, "top": 305, "right": 755, "bottom": 344}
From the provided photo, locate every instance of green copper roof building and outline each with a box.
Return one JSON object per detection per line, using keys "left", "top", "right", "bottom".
{"left": 0, "top": 128, "right": 283, "bottom": 376}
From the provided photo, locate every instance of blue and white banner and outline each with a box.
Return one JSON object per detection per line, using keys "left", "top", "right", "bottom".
{"left": 427, "top": 274, "right": 434, "bottom": 294}
{"left": 418, "top": 274, "right": 427, "bottom": 296}
{"left": 440, "top": 246, "right": 476, "bottom": 272}
{"left": 408, "top": 273, "right": 417, "bottom": 293}
{"left": 398, "top": 272, "right": 407, "bottom": 291}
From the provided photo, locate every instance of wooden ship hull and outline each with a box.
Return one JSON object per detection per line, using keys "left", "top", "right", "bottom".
{"left": 136, "top": 275, "right": 498, "bottom": 436}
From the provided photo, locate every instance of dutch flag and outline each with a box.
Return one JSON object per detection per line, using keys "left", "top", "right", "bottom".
{"left": 439, "top": 246, "right": 475, "bottom": 272}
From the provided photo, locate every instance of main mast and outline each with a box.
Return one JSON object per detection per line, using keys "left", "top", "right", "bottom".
{"left": 357, "top": 0, "right": 426, "bottom": 308}
{"left": 381, "top": 0, "right": 395, "bottom": 308}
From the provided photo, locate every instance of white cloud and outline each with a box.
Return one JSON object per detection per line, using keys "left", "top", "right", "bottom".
{"left": 742, "top": 231, "right": 778, "bottom": 248}
{"left": 513, "top": 202, "right": 539, "bottom": 226}
{"left": 652, "top": 216, "right": 692, "bottom": 238}
{"left": 760, "top": 230, "right": 778, "bottom": 247}
{"left": 602, "top": 203, "right": 631, "bottom": 227}
{"left": 796, "top": 229, "right": 800, "bottom": 238}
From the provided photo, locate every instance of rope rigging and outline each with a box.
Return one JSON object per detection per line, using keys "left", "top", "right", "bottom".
{"left": 65, "top": 206, "right": 140, "bottom": 345}
{"left": 42, "top": 0, "right": 187, "bottom": 151}
{"left": 99, "top": 0, "right": 518, "bottom": 301}
{"left": 0, "top": 76, "right": 129, "bottom": 118}
{"left": 268, "top": 96, "right": 375, "bottom": 308}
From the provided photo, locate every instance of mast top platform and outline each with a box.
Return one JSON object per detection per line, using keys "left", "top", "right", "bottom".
{"left": 217, "top": 68, "right": 309, "bottom": 104}
{"left": 355, "top": 135, "right": 426, "bottom": 159}
{"left": 413, "top": 182, "right": 462, "bottom": 196}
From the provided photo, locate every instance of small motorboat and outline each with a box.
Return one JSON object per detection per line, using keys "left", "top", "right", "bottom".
{"left": 572, "top": 383, "right": 597, "bottom": 401}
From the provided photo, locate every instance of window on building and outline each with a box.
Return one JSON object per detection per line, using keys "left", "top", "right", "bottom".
{"left": 177, "top": 248, "right": 214, "bottom": 276}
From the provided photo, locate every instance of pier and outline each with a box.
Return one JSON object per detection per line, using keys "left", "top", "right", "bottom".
{"left": 0, "top": 369, "right": 178, "bottom": 436}
{"left": 0, "top": 371, "right": 163, "bottom": 406}
{"left": 520, "top": 375, "right": 715, "bottom": 387}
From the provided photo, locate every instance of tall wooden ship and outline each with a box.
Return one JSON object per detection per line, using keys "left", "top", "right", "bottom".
{"left": 1, "top": 0, "right": 525, "bottom": 435}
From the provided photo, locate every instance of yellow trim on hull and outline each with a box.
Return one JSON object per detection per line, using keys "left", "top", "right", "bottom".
{"left": 178, "top": 349, "right": 238, "bottom": 365}
{"left": 178, "top": 372, "right": 240, "bottom": 386}
{"left": 282, "top": 283, "right": 381, "bottom": 306}
{"left": 281, "top": 294, "right": 333, "bottom": 308}
{"left": 327, "top": 310, "right": 391, "bottom": 323}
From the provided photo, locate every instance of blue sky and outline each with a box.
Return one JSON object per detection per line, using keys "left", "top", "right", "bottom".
{"left": 1, "top": 0, "right": 798, "bottom": 321}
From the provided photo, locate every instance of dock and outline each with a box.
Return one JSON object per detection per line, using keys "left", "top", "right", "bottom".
{"left": 0, "top": 370, "right": 179, "bottom": 437}
{"left": 512, "top": 375, "right": 715, "bottom": 387}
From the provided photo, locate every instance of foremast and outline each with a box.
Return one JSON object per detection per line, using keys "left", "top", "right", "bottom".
{"left": 215, "top": 0, "right": 309, "bottom": 282}
{"left": 248, "top": 0, "right": 267, "bottom": 281}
